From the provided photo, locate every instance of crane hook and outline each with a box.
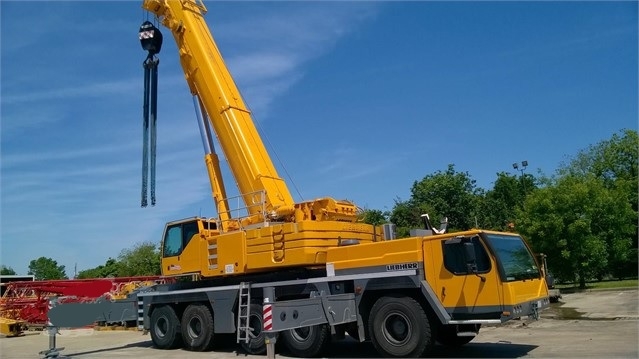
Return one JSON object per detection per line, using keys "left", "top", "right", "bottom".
{"left": 139, "top": 21, "right": 163, "bottom": 59}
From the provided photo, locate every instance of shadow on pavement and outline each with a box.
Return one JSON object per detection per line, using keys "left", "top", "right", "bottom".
{"left": 322, "top": 340, "right": 538, "bottom": 358}
{"left": 64, "top": 340, "right": 153, "bottom": 357}
{"left": 63, "top": 335, "right": 537, "bottom": 358}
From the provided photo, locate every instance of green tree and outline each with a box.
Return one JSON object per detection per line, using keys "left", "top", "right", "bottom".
{"left": 76, "top": 258, "right": 121, "bottom": 279}
{"left": 402, "top": 164, "right": 479, "bottom": 231}
{"left": 559, "top": 129, "right": 638, "bottom": 278}
{"left": 481, "top": 172, "right": 521, "bottom": 230}
{"left": 1, "top": 265, "right": 17, "bottom": 275}
{"left": 516, "top": 175, "right": 634, "bottom": 288}
{"left": 480, "top": 172, "right": 539, "bottom": 230}
{"left": 28, "top": 257, "right": 68, "bottom": 280}
{"left": 560, "top": 129, "right": 638, "bottom": 187}
{"left": 389, "top": 198, "right": 430, "bottom": 237}
{"left": 359, "top": 208, "right": 388, "bottom": 225}
{"left": 117, "top": 241, "right": 161, "bottom": 277}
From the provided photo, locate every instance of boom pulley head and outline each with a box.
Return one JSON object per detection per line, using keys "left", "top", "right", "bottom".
{"left": 139, "top": 20, "right": 163, "bottom": 58}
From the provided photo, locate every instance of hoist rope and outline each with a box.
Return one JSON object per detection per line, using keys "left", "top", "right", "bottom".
{"left": 141, "top": 57, "right": 159, "bottom": 207}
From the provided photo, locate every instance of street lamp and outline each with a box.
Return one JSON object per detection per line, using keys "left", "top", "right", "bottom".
{"left": 512, "top": 160, "right": 528, "bottom": 193}
{"left": 512, "top": 160, "right": 528, "bottom": 176}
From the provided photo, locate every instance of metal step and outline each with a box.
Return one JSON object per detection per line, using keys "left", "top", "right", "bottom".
{"left": 137, "top": 300, "right": 144, "bottom": 331}
{"left": 236, "top": 282, "right": 251, "bottom": 343}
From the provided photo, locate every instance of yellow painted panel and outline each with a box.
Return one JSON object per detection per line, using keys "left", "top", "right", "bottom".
{"left": 503, "top": 279, "right": 550, "bottom": 305}
{"left": 423, "top": 240, "right": 439, "bottom": 289}
{"left": 327, "top": 238, "right": 424, "bottom": 270}
{"left": 245, "top": 248, "right": 327, "bottom": 270}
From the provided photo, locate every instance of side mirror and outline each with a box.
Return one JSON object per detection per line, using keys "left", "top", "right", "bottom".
{"left": 464, "top": 242, "right": 476, "bottom": 264}
{"left": 464, "top": 241, "right": 486, "bottom": 282}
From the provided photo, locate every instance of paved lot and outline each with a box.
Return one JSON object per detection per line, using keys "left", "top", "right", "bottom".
{"left": 1, "top": 289, "right": 637, "bottom": 358}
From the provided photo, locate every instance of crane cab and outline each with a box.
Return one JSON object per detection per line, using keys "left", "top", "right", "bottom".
{"left": 160, "top": 217, "right": 218, "bottom": 276}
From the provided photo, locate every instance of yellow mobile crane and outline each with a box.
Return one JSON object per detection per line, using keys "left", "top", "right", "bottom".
{"left": 136, "top": 1, "right": 551, "bottom": 357}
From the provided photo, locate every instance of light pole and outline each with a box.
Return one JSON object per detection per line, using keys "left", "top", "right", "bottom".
{"left": 512, "top": 160, "right": 528, "bottom": 193}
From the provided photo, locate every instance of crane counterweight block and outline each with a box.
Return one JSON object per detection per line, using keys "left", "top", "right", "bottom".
{"left": 139, "top": 21, "right": 163, "bottom": 56}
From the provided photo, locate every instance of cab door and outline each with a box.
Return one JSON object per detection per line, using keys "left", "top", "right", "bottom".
{"left": 161, "top": 220, "right": 200, "bottom": 275}
{"left": 434, "top": 236, "right": 503, "bottom": 320}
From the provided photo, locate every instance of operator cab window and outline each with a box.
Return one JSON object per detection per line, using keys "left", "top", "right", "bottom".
{"left": 442, "top": 236, "right": 491, "bottom": 275}
{"left": 163, "top": 220, "right": 199, "bottom": 258}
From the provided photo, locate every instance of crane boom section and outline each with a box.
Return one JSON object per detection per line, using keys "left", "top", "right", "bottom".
{"left": 143, "top": 0, "right": 294, "bottom": 220}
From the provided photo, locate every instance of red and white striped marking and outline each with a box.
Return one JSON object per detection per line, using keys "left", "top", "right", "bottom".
{"left": 263, "top": 304, "right": 273, "bottom": 331}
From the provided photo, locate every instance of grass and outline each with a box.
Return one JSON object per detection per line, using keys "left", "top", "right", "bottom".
{"left": 556, "top": 278, "right": 638, "bottom": 291}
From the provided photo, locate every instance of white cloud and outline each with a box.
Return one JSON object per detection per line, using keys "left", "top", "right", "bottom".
{"left": 1, "top": 76, "right": 187, "bottom": 105}
{"left": 1, "top": 142, "right": 138, "bottom": 168}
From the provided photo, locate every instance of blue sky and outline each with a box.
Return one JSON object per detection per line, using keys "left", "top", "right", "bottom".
{"left": 1, "top": 1, "right": 636, "bottom": 276}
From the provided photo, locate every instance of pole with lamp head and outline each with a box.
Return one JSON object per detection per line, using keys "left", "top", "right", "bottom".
{"left": 512, "top": 160, "right": 528, "bottom": 195}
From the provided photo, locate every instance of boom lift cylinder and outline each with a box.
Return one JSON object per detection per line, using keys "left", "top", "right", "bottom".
{"left": 192, "top": 95, "right": 231, "bottom": 225}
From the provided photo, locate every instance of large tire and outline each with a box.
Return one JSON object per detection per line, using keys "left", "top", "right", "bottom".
{"left": 239, "top": 303, "right": 267, "bottom": 355}
{"left": 150, "top": 305, "right": 183, "bottom": 349}
{"left": 368, "top": 296, "right": 433, "bottom": 358}
{"left": 436, "top": 324, "right": 480, "bottom": 347}
{"left": 281, "top": 324, "right": 331, "bottom": 358}
{"left": 181, "top": 304, "right": 215, "bottom": 351}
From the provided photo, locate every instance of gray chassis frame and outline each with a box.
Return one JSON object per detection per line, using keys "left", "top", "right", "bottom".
{"left": 138, "top": 266, "right": 550, "bottom": 340}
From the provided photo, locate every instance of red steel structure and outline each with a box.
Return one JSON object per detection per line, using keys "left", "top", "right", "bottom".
{"left": 0, "top": 277, "right": 172, "bottom": 327}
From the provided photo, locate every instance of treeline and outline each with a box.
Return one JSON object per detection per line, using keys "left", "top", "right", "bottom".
{"left": 0, "top": 242, "right": 161, "bottom": 280}
{"left": 362, "top": 129, "right": 638, "bottom": 288}
{"left": 76, "top": 241, "right": 161, "bottom": 279}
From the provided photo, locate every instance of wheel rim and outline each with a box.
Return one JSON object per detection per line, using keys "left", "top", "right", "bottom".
{"left": 248, "top": 314, "right": 262, "bottom": 338}
{"left": 381, "top": 312, "right": 412, "bottom": 346}
{"left": 291, "top": 326, "right": 312, "bottom": 342}
{"left": 154, "top": 316, "right": 168, "bottom": 338}
{"left": 187, "top": 316, "right": 203, "bottom": 338}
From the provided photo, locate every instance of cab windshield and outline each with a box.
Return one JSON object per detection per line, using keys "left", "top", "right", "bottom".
{"left": 483, "top": 233, "right": 540, "bottom": 282}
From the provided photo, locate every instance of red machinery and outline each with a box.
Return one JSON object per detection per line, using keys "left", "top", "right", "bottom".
{"left": 0, "top": 277, "right": 172, "bottom": 327}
